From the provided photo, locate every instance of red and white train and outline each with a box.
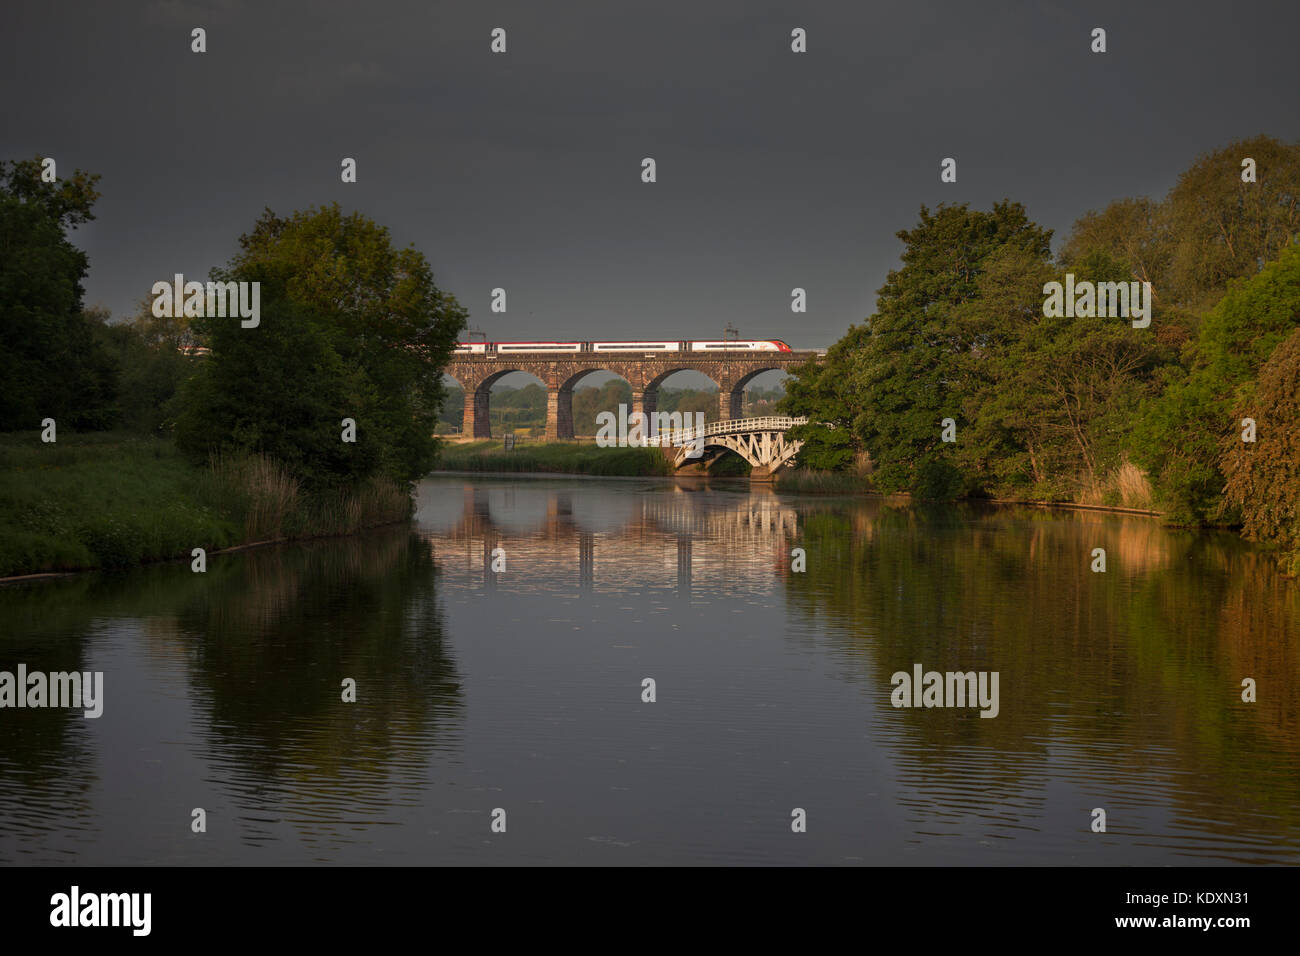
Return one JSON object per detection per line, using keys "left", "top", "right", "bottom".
{"left": 453, "top": 339, "right": 793, "bottom": 355}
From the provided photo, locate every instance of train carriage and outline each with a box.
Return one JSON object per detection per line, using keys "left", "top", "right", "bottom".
{"left": 591, "top": 341, "right": 680, "bottom": 352}
{"left": 492, "top": 341, "right": 583, "bottom": 353}
{"left": 454, "top": 339, "right": 792, "bottom": 354}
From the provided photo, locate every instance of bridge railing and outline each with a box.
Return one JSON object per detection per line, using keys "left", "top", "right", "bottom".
{"left": 643, "top": 416, "right": 809, "bottom": 447}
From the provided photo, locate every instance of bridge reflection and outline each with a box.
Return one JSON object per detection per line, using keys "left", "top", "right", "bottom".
{"left": 414, "top": 479, "right": 801, "bottom": 595}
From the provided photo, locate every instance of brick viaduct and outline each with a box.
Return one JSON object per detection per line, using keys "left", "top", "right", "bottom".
{"left": 445, "top": 351, "right": 820, "bottom": 440}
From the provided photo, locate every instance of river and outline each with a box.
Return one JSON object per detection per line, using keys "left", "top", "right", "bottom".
{"left": 2, "top": 475, "right": 1297, "bottom": 865}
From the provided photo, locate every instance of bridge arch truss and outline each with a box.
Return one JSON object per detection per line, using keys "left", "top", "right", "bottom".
{"left": 650, "top": 416, "right": 809, "bottom": 480}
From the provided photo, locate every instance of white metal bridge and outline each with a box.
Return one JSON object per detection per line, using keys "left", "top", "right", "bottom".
{"left": 644, "top": 416, "right": 809, "bottom": 477}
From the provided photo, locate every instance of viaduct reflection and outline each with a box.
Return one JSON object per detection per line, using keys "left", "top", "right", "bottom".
{"left": 415, "top": 481, "right": 802, "bottom": 596}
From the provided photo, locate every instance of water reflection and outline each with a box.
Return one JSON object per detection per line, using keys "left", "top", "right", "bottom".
{"left": 416, "top": 481, "right": 799, "bottom": 597}
{"left": 415, "top": 481, "right": 1300, "bottom": 863}
{"left": 785, "top": 498, "right": 1300, "bottom": 863}
{"left": 0, "top": 531, "right": 460, "bottom": 863}
{"left": 178, "top": 533, "right": 461, "bottom": 851}
{"left": 1, "top": 478, "right": 1297, "bottom": 864}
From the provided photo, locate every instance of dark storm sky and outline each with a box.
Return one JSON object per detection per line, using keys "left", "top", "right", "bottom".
{"left": 4, "top": 0, "right": 1298, "bottom": 350}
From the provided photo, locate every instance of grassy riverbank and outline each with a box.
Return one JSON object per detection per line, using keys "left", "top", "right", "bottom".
{"left": 774, "top": 462, "right": 1158, "bottom": 511}
{"left": 0, "top": 432, "right": 411, "bottom": 578}
{"left": 773, "top": 469, "right": 876, "bottom": 495}
{"left": 436, "top": 440, "right": 675, "bottom": 477}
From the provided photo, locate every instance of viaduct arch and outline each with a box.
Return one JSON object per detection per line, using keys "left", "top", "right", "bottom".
{"left": 445, "top": 350, "right": 818, "bottom": 440}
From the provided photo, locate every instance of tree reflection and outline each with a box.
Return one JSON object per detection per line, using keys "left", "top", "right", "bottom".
{"left": 783, "top": 498, "right": 1300, "bottom": 860}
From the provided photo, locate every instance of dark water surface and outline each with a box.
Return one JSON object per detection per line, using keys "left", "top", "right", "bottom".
{"left": 2, "top": 476, "right": 1298, "bottom": 865}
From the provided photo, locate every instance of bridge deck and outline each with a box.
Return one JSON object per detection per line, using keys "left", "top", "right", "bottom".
{"left": 642, "top": 416, "right": 809, "bottom": 445}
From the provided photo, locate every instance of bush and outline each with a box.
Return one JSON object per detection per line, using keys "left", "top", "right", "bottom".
{"left": 774, "top": 469, "right": 874, "bottom": 495}
{"left": 173, "top": 205, "right": 466, "bottom": 491}
{"left": 1222, "top": 327, "right": 1300, "bottom": 572}
{"left": 1137, "top": 242, "right": 1300, "bottom": 524}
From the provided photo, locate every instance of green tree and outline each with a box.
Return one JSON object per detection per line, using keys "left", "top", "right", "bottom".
{"left": 1062, "top": 135, "right": 1300, "bottom": 318}
{"left": 438, "top": 385, "right": 465, "bottom": 431}
{"left": 0, "top": 157, "right": 101, "bottom": 229}
{"left": 0, "top": 158, "right": 118, "bottom": 430}
{"left": 1060, "top": 196, "right": 1171, "bottom": 293}
{"left": 1136, "top": 241, "right": 1300, "bottom": 524}
{"left": 1221, "top": 327, "right": 1300, "bottom": 573}
{"left": 959, "top": 247, "right": 1172, "bottom": 500}
{"left": 572, "top": 379, "right": 632, "bottom": 435}
{"left": 1164, "top": 135, "right": 1300, "bottom": 312}
{"left": 657, "top": 386, "right": 718, "bottom": 422}
{"left": 90, "top": 296, "right": 197, "bottom": 434}
{"left": 491, "top": 383, "right": 548, "bottom": 432}
{"left": 178, "top": 280, "right": 379, "bottom": 486}
{"left": 175, "top": 205, "right": 466, "bottom": 487}
{"left": 947, "top": 244, "right": 1060, "bottom": 494}
{"left": 847, "top": 201, "right": 1053, "bottom": 497}
{"left": 779, "top": 325, "right": 867, "bottom": 471}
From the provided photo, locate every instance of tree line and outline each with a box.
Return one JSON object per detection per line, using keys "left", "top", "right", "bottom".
{"left": 0, "top": 157, "right": 466, "bottom": 493}
{"left": 778, "top": 135, "right": 1300, "bottom": 571}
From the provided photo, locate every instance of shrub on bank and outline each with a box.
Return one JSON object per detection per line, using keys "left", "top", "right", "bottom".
{"left": 0, "top": 433, "right": 241, "bottom": 575}
{"left": 1222, "top": 326, "right": 1300, "bottom": 574}
{"left": 775, "top": 469, "right": 875, "bottom": 495}
{"left": 0, "top": 434, "right": 412, "bottom": 578}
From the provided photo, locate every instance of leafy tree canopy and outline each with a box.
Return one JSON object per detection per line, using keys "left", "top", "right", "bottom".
{"left": 175, "top": 204, "right": 467, "bottom": 488}
{"left": 1062, "top": 135, "right": 1300, "bottom": 316}
{"left": 0, "top": 158, "right": 116, "bottom": 430}
{"left": 847, "top": 201, "right": 1053, "bottom": 496}
{"left": 1221, "top": 326, "right": 1300, "bottom": 573}
{"left": 1135, "top": 240, "right": 1300, "bottom": 523}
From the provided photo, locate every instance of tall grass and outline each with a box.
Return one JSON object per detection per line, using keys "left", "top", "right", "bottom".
{"left": 0, "top": 432, "right": 241, "bottom": 575}
{"left": 774, "top": 469, "right": 875, "bottom": 495}
{"left": 0, "top": 433, "right": 413, "bottom": 578}
{"left": 210, "top": 450, "right": 413, "bottom": 540}
{"left": 209, "top": 451, "right": 301, "bottom": 541}
{"left": 1077, "top": 458, "right": 1156, "bottom": 511}
{"left": 303, "top": 476, "right": 413, "bottom": 536}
